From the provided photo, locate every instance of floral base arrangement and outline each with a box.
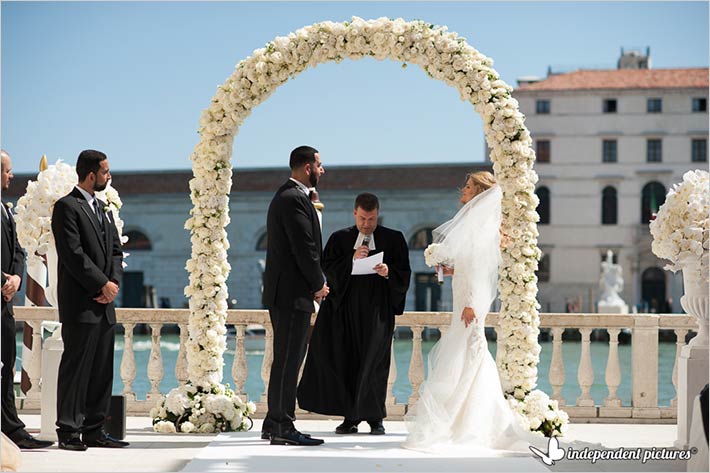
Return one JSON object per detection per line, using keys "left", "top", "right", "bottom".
{"left": 507, "top": 389, "right": 569, "bottom": 437}
{"left": 649, "top": 169, "right": 710, "bottom": 283}
{"left": 151, "top": 383, "right": 255, "bottom": 433}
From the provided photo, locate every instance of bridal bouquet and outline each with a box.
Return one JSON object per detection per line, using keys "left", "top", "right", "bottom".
{"left": 649, "top": 170, "right": 709, "bottom": 283}
{"left": 508, "top": 390, "right": 568, "bottom": 437}
{"left": 151, "top": 383, "right": 255, "bottom": 433}
{"left": 423, "top": 243, "right": 453, "bottom": 268}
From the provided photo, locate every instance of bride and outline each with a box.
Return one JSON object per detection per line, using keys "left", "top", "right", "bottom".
{"left": 403, "top": 171, "right": 544, "bottom": 454}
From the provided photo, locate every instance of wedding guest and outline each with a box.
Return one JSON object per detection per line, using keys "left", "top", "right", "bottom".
{"left": 1, "top": 150, "right": 53, "bottom": 449}
{"left": 298, "top": 193, "right": 411, "bottom": 435}
{"left": 261, "top": 145, "right": 328, "bottom": 446}
{"left": 52, "top": 150, "right": 127, "bottom": 451}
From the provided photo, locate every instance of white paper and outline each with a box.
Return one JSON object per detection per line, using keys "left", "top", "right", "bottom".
{"left": 351, "top": 251, "right": 384, "bottom": 275}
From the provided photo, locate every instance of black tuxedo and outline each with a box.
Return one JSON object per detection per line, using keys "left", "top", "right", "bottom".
{"left": 261, "top": 179, "right": 324, "bottom": 435}
{"left": 1, "top": 201, "right": 28, "bottom": 440}
{"left": 51, "top": 187, "right": 123, "bottom": 441}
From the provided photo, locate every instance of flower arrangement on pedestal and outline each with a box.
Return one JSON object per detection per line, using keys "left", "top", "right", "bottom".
{"left": 14, "top": 160, "right": 128, "bottom": 263}
{"left": 650, "top": 170, "right": 710, "bottom": 283}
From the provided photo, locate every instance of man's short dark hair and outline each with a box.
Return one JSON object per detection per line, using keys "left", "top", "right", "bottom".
{"left": 76, "top": 149, "right": 107, "bottom": 181}
{"left": 354, "top": 193, "right": 379, "bottom": 212}
{"left": 289, "top": 145, "right": 318, "bottom": 170}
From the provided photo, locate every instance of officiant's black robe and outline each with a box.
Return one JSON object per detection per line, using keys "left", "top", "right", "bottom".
{"left": 297, "top": 225, "right": 411, "bottom": 421}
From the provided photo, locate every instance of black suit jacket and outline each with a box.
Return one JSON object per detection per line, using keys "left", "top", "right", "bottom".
{"left": 1, "top": 203, "right": 25, "bottom": 317}
{"left": 51, "top": 188, "right": 123, "bottom": 324}
{"left": 262, "top": 180, "right": 324, "bottom": 313}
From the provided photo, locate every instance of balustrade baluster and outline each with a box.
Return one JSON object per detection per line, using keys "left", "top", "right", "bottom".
{"left": 672, "top": 329, "right": 689, "bottom": 408}
{"left": 604, "top": 328, "right": 622, "bottom": 407}
{"left": 408, "top": 326, "right": 424, "bottom": 405}
{"left": 232, "top": 324, "right": 248, "bottom": 397}
{"left": 549, "top": 327, "right": 566, "bottom": 406}
{"left": 260, "top": 324, "right": 274, "bottom": 404}
{"left": 26, "top": 321, "right": 42, "bottom": 401}
{"left": 175, "top": 323, "right": 189, "bottom": 385}
{"left": 576, "top": 327, "right": 595, "bottom": 407}
{"left": 147, "top": 323, "right": 164, "bottom": 401}
{"left": 386, "top": 338, "right": 397, "bottom": 407}
{"left": 120, "top": 323, "right": 137, "bottom": 401}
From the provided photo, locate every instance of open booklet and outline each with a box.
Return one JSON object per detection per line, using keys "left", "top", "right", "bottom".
{"left": 351, "top": 251, "right": 384, "bottom": 275}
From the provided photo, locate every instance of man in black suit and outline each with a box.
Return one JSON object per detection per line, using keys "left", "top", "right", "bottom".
{"left": 261, "top": 145, "right": 328, "bottom": 446}
{"left": 1, "top": 150, "right": 53, "bottom": 449}
{"left": 51, "top": 150, "right": 127, "bottom": 451}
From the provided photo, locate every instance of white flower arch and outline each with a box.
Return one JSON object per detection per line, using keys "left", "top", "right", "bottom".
{"left": 184, "top": 17, "right": 543, "bottom": 401}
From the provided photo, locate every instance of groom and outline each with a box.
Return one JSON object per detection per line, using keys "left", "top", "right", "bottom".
{"left": 261, "top": 145, "right": 328, "bottom": 446}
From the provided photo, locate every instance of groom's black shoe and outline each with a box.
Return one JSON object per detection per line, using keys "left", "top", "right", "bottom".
{"left": 270, "top": 430, "right": 324, "bottom": 446}
{"left": 262, "top": 431, "right": 311, "bottom": 440}
{"left": 368, "top": 420, "right": 385, "bottom": 435}
{"left": 335, "top": 420, "right": 359, "bottom": 434}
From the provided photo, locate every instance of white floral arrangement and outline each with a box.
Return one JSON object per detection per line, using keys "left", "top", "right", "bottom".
{"left": 151, "top": 383, "right": 255, "bottom": 434}
{"left": 14, "top": 160, "right": 128, "bottom": 265}
{"left": 650, "top": 170, "right": 710, "bottom": 283}
{"left": 186, "top": 17, "right": 541, "bottom": 411}
{"left": 508, "top": 390, "right": 569, "bottom": 437}
{"left": 423, "top": 243, "right": 453, "bottom": 268}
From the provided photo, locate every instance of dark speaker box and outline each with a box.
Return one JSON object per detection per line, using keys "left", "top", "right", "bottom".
{"left": 105, "top": 395, "right": 126, "bottom": 440}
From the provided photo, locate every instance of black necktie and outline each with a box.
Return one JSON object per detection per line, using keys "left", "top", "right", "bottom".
{"left": 93, "top": 199, "right": 103, "bottom": 227}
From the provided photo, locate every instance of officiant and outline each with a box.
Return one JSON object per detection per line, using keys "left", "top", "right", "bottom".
{"left": 297, "top": 193, "right": 410, "bottom": 435}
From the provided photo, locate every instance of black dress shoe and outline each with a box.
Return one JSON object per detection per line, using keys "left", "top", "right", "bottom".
{"left": 83, "top": 433, "right": 129, "bottom": 448}
{"left": 368, "top": 420, "right": 385, "bottom": 435}
{"left": 13, "top": 435, "right": 54, "bottom": 449}
{"left": 335, "top": 420, "right": 359, "bottom": 434}
{"left": 262, "top": 431, "right": 311, "bottom": 440}
{"left": 271, "top": 430, "right": 324, "bottom": 446}
{"left": 58, "top": 438, "right": 88, "bottom": 451}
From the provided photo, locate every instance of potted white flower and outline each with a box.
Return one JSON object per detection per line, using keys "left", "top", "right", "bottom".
{"left": 649, "top": 169, "right": 709, "bottom": 347}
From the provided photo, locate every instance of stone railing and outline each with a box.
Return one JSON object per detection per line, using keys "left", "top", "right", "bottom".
{"left": 13, "top": 307, "right": 697, "bottom": 422}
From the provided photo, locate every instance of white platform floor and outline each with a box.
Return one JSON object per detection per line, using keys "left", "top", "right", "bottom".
{"left": 10, "top": 415, "right": 695, "bottom": 473}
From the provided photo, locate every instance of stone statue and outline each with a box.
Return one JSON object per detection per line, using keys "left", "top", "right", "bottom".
{"left": 598, "top": 250, "right": 629, "bottom": 313}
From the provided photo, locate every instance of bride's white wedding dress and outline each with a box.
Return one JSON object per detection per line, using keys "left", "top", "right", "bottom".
{"left": 403, "top": 186, "right": 545, "bottom": 455}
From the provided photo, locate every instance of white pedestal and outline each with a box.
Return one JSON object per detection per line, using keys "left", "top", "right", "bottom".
{"left": 38, "top": 326, "right": 63, "bottom": 442}
{"left": 674, "top": 343, "right": 709, "bottom": 449}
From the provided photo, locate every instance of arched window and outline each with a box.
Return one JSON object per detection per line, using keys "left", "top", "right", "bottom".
{"left": 122, "top": 230, "right": 152, "bottom": 251}
{"left": 602, "top": 186, "right": 618, "bottom": 225}
{"left": 536, "top": 253, "right": 550, "bottom": 282}
{"left": 255, "top": 232, "right": 267, "bottom": 251}
{"left": 642, "top": 267, "right": 666, "bottom": 313}
{"left": 535, "top": 186, "right": 550, "bottom": 225}
{"left": 641, "top": 182, "right": 666, "bottom": 223}
{"left": 409, "top": 228, "right": 434, "bottom": 249}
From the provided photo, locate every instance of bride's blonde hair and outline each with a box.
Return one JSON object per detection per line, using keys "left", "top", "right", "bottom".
{"left": 466, "top": 171, "right": 496, "bottom": 196}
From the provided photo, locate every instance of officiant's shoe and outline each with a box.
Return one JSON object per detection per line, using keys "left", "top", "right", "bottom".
{"left": 270, "top": 430, "right": 324, "bottom": 446}
{"left": 13, "top": 435, "right": 54, "bottom": 449}
{"left": 57, "top": 438, "right": 88, "bottom": 451}
{"left": 83, "top": 432, "right": 129, "bottom": 448}
{"left": 368, "top": 420, "right": 385, "bottom": 435}
{"left": 335, "top": 420, "right": 359, "bottom": 434}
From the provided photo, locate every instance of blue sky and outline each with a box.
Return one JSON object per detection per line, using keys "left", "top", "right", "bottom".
{"left": 2, "top": 1, "right": 708, "bottom": 174}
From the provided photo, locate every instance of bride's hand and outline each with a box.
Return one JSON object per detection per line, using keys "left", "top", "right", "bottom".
{"left": 461, "top": 307, "right": 476, "bottom": 327}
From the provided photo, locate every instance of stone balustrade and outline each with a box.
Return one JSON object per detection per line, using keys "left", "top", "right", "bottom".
{"left": 13, "top": 307, "right": 697, "bottom": 422}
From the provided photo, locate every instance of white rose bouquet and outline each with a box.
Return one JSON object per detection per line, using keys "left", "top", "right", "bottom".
{"left": 650, "top": 170, "right": 709, "bottom": 283}
{"left": 151, "top": 383, "right": 256, "bottom": 434}
{"left": 423, "top": 243, "right": 453, "bottom": 268}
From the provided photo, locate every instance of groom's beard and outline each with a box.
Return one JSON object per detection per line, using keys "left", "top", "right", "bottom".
{"left": 94, "top": 181, "right": 108, "bottom": 192}
{"left": 309, "top": 172, "right": 319, "bottom": 187}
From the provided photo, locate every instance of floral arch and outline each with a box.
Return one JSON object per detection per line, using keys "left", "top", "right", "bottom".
{"left": 184, "top": 17, "right": 543, "bottom": 416}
